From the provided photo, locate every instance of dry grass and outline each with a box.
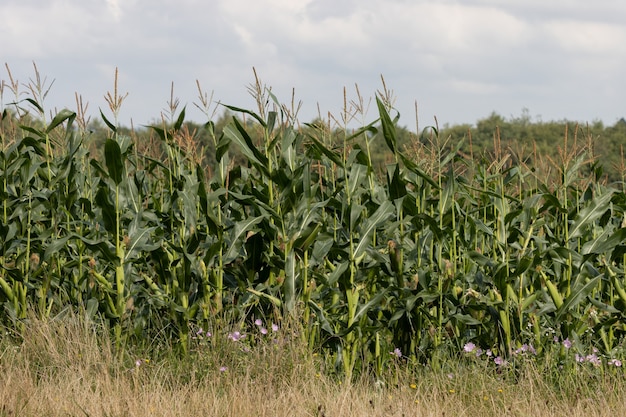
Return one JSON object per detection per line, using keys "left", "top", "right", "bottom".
{"left": 1, "top": 313, "right": 625, "bottom": 417}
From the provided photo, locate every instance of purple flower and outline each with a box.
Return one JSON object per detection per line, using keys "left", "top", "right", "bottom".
{"left": 254, "top": 319, "right": 263, "bottom": 326}
{"left": 271, "top": 323, "right": 279, "bottom": 332}
{"left": 609, "top": 359, "right": 622, "bottom": 367}
{"left": 575, "top": 354, "right": 585, "bottom": 363}
{"left": 463, "top": 342, "right": 476, "bottom": 353}
{"left": 228, "top": 331, "right": 244, "bottom": 342}
{"left": 260, "top": 327, "right": 268, "bottom": 335}
{"left": 514, "top": 343, "right": 536, "bottom": 356}
{"left": 494, "top": 356, "right": 506, "bottom": 366}
{"left": 562, "top": 338, "right": 572, "bottom": 349}
{"left": 475, "top": 348, "right": 483, "bottom": 357}
{"left": 390, "top": 348, "right": 402, "bottom": 358}
{"left": 219, "top": 366, "right": 228, "bottom": 372}
{"left": 586, "top": 354, "right": 601, "bottom": 366}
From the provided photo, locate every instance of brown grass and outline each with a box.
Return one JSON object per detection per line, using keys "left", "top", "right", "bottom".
{"left": 1, "top": 314, "right": 625, "bottom": 417}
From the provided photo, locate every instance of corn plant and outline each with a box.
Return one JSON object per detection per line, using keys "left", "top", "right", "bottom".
{"left": 3, "top": 66, "right": 626, "bottom": 379}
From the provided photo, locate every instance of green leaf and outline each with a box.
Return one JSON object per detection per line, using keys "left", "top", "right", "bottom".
{"left": 569, "top": 191, "right": 614, "bottom": 240}
{"left": 582, "top": 227, "right": 626, "bottom": 256}
{"left": 24, "top": 98, "right": 44, "bottom": 114}
{"left": 99, "top": 109, "right": 117, "bottom": 132}
{"left": 353, "top": 289, "right": 387, "bottom": 323}
{"left": 19, "top": 137, "right": 46, "bottom": 156}
{"left": 307, "top": 135, "right": 344, "bottom": 167}
{"left": 247, "top": 288, "right": 282, "bottom": 307}
{"left": 223, "top": 117, "right": 270, "bottom": 177}
{"left": 398, "top": 152, "right": 438, "bottom": 188}
{"left": 376, "top": 96, "right": 397, "bottom": 154}
{"left": 221, "top": 104, "right": 267, "bottom": 127}
{"left": 95, "top": 184, "right": 117, "bottom": 236}
{"left": 104, "top": 139, "right": 124, "bottom": 185}
{"left": 46, "top": 109, "right": 76, "bottom": 133}
{"left": 223, "top": 216, "right": 266, "bottom": 264}
{"left": 174, "top": 106, "right": 186, "bottom": 131}
{"left": 267, "top": 111, "right": 277, "bottom": 136}
{"left": 387, "top": 163, "right": 406, "bottom": 201}
{"left": 555, "top": 275, "right": 601, "bottom": 321}
{"left": 353, "top": 200, "right": 394, "bottom": 262}
{"left": 284, "top": 250, "right": 298, "bottom": 312}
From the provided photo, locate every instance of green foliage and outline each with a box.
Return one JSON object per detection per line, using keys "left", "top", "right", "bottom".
{"left": 2, "top": 74, "right": 626, "bottom": 381}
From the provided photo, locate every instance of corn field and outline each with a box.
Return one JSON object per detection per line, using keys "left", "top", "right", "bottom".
{"left": 2, "top": 71, "right": 626, "bottom": 379}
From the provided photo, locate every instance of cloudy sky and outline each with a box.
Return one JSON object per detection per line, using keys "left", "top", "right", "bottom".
{"left": 2, "top": 0, "right": 625, "bottom": 129}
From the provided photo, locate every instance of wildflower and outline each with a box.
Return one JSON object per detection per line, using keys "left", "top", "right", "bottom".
{"left": 485, "top": 349, "right": 493, "bottom": 357}
{"left": 390, "top": 348, "right": 402, "bottom": 358}
{"left": 254, "top": 318, "right": 263, "bottom": 326}
{"left": 260, "top": 327, "right": 268, "bottom": 335}
{"left": 514, "top": 343, "right": 536, "bottom": 356}
{"left": 410, "top": 383, "right": 417, "bottom": 390}
{"left": 494, "top": 356, "right": 506, "bottom": 366}
{"left": 463, "top": 342, "right": 476, "bottom": 353}
{"left": 586, "top": 354, "right": 601, "bottom": 366}
{"left": 562, "top": 338, "right": 572, "bottom": 349}
{"left": 608, "top": 359, "right": 622, "bottom": 367}
{"left": 475, "top": 348, "right": 483, "bottom": 357}
{"left": 575, "top": 354, "right": 585, "bottom": 363}
{"left": 219, "top": 366, "right": 228, "bottom": 372}
{"left": 228, "top": 331, "right": 244, "bottom": 342}
{"left": 271, "top": 323, "right": 279, "bottom": 332}
{"left": 135, "top": 359, "right": 143, "bottom": 367}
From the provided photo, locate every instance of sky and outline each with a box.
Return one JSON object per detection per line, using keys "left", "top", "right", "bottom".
{"left": 2, "top": 0, "right": 625, "bottom": 130}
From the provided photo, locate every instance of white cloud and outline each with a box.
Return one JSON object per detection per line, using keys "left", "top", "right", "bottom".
{"left": 2, "top": 0, "right": 625, "bottom": 126}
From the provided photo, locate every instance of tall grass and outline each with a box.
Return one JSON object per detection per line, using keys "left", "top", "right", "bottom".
{"left": 1, "top": 65, "right": 626, "bottom": 381}
{"left": 2, "top": 312, "right": 626, "bottom": 417}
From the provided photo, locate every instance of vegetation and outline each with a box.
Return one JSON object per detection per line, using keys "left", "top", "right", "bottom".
{"left": 2, "top": 313, "right": 626, "bottom": 416}
{"left": 2, "top": 64, "right": 626, "bottom": 404}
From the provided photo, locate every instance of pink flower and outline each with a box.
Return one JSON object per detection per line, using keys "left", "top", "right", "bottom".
{"left": 609, "top": 359, "right": 622, "bottom": 367}
{"left": 228, "top": 331, "right": 244, "bottom": 342}
{"left": 586, "top": 354, "right": 601, "bottom": 366}
{"left": 463, "top": 342, "right": 476, "bottom": 353}
{"left": 390, "top": 348, "right": 402, "bottom": 358}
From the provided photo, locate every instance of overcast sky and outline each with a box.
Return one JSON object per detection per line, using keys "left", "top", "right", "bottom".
{"left": 2, "top": 0, "right": 625, "bottom": 129}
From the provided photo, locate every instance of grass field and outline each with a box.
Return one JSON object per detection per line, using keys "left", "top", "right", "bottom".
{"left": 2, "top": 313, "right": 626, "bottom": 417}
